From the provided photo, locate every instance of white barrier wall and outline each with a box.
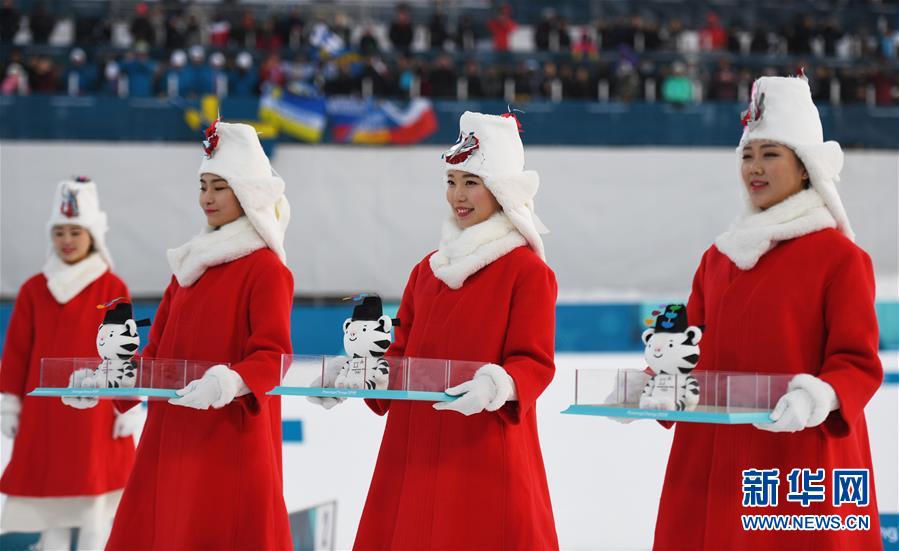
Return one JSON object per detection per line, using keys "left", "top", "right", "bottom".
{"left": 2, "top": 142, "right": 897, "bottom": 299}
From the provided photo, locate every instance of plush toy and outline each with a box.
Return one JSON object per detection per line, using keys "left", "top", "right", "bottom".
{"left": 94, "top": 298, "right": 151, "bottom": 388}
{"left": 334, "top": 295, "right": 399, "bottom": 391}
{"left": 638, "top": 304, "right": 702, "bottom": 411}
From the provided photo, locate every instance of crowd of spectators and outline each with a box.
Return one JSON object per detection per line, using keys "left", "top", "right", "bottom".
{"left": 1, "top": 1, "right": 897, "bottom": 105}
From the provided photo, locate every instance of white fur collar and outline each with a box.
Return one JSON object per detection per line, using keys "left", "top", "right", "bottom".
{"left": 429, "top": 212, "right": 527, "bottom": 289}
{"left": 716, "top": 189, "right": 837, "bottom": 270}
{"left": 167, "top": 216, "right": 267, "bottom": 287}
{"left": 41, "top": 252, "right": 108, "bottom": 304}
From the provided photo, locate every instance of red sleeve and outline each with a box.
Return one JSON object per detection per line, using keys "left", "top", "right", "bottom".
{"left": 116, "top": 276, "right": 175, "bottom": 413}
{"left": 496, "top": 261, "right": 558, "bottom": 425}
{"left": 365, "top": 261, "right": 421, "bottom": 416}
{"left": 0, "top": 281, "right": 36, "bottom": 397}
{"left": 230, "top": 261, "right": 294, "bottom": 416}
{"left": 817, "top": 247, "right": 883, "bottom": 438}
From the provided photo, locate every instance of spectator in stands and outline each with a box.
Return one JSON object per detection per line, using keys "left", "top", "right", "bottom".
{"left": 256, "top": 17, "right": 284, "bottom": 52}
{"left": 164, "top": 11, "right": 188, "bottom": 50}
{"left": 534, "top": 10, "right": 555, "bottom": 52}
{"left": 277, "top": 7, "right": 305, "bottom": 49}
{"left": 121, "top": 43, "right": 157, "bottom": 97}
{"left": 163, "top": 49, "right": 189, "bottom": 97}
{"left": 394, "top": 56, "right": 414, "bottom": 98}
{"left": 331, "top": 12, "right": 352, "bottom": 46}
{"left": 487, "top": 4, "right": 516, "bottom": 52}
{"left": 539, "top": 62, "right": 558, "bottom": 98}
{"left": 28, "top": 56, "right": 58, "bottom": 94}
{"left": 100, "top": 59, "right": 122, "bottom": 96}
{"left": 0, "top": 0, "right": 20, "bottom": 44}
{"left": 358, "top": 25, "right": 380, "bottom": 56}
{"left": 455, "top": 15, "right": 478, "bottom": 51}
{"left": 64, "top": 48, "right": 97, "bottom": 96}
{"left": 566, "top": 65, "right": 594, "bottom": 99}
{"left": 209, "top": 11, "right": 231, "bottom": 48}
{"left": 614, "top": 58, "right": 640, "bottom": 102}
{"left": 259, "top": 53, "right": 286, "bottom": 90}
{"left": 572, "top": 29, "right": 598, "bottom": 60}
{"left": 230, "top": 10, "right": 256, "bottom": 50}
{"left": 662, "top": 61, "right": 693, "bottom": 104}
{"left": 131, "top": 3, "right": 155, "bottom": 47}
{"left": 1, "top": 61, "right": 28, "bottom": 95}
{"left": 28, "top": 2, "right": 55, "bottom": 45}
{"left": 389, "top": 4, "right": 414, "bottom": 55}
{"left": 184, "top": 45, "right": 215, "bottom": 97}
{"left": 811, "top": 65, "right": 836, "bottom": 103}
{"left": 462, "top": 59, "right": 483, "bottom": 98}
{"left": 208, "top": 51, "right": 228, "bottom": 96}
{"left": 870, "top": 62, "right": 897, "bottom": 105}
{"left": 556, "top": 18, "right": 572, "bottom": 52}
{"left": 228, "top": 51, "right": 258, "bottom": 96}
{"left": 699, "top": 12, "right": 727, "bottom": 51}
{"left": 426, "top": 54, "right": 456, "bottom": 98}
{"left": 708, "top": 58, "right": 738, "bottom": 101}
{"left": 429, "top": 11, "right": 449, "bottom": 51}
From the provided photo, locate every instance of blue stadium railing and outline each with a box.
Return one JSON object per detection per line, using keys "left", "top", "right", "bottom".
{"left": 2, "top": 96, "right": 898, "bottom": 148}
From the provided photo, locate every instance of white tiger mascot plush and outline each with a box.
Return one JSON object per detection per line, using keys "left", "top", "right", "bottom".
{"left": 334, "top": 296, "right": 399, "bottom": 391}
{"left": 639, "top": 304, "right": 702, "bottom": 411}
{"left": 94, "top": 299, "right": 151, "bottom": 388}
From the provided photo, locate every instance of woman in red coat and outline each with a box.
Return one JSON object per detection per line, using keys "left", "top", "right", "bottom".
{"left": 352, "top": 112, "right": 559, "bottom": 550}
{"left": 652, "top": 76, "right": 883, "bottom": 550}
{"left": 91, "top": 121, "right": 295, "bottom": 550}
{"left": 0, "top": 178, "right": 140, "bottom": 550}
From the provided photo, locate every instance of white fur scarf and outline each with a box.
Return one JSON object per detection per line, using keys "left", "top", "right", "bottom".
{"left": 167, "top": 216, "right": 267, "bottom": 287}
{"left": 42, "top": 252, "right": 108, "bottom": 304}
{"left": 715, "top": 188, "right": 837, "bottom": 270}
{"left": 429, "top": 212, "right": 527, "bottom": 289}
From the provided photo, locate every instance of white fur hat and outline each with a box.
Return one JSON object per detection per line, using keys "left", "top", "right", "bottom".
{"left": 443, "top": 111, "right": 549, "bottom": 260}
{"left": 738, "top": 75, "right": 853, "bottom": 241}
{"left": 46, "top": 177, "right": 113, "bottom": 267}
{"left": 198, "top": 120, "right": 291, "bottom": 262}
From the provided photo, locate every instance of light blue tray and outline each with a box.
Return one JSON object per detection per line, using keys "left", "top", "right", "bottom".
{"left": 561, "top": 404, "right": 774, "bottom": 424}
{"left": 30, "top": 387, "right": 177, "bottom": 398}
{"left": 269, "top": 386, "right": 457, "bottom": 402}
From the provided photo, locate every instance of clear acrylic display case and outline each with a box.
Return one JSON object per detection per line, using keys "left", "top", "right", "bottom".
{"left": 30, "top": 357, "right": 226, "bottom": 399}
{"left": 272, "top": 354, "right": 487, "bottom": 401}
{"left": 561, "top": 368, "right": 793, "bottom": 424}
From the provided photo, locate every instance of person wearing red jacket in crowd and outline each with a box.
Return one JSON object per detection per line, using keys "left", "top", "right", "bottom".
{"left": 487, "top": 4, "right": 517, "bottom": 52}
{"left": 353, "top": 111, "right": 559, "bottom": 550}
{"left": 652, "top": 75, "right": 883, "bottom": 550}
{"left": 0, "top": 178, "right": 141, "bottom": 551}
{"left": 87, "top": 121, "right": 294, "bottom": 550}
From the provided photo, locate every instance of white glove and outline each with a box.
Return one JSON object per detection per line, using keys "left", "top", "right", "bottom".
{"left": 433, "top": 364, "right": 516, "bottom": 416}
{"left": 169, "top": 364, "right": 248, "bottom": 410}
{"left": 61, "top": 368, "right": 101, "bottom": 410}
{"left": 113, "top": 405, "right": 145, "bottom": 438}
{"left": 307, "top": 356, "right": 348, "bottom": 410}
{"left": 754, "top": 374, "right": 839, "bottom": 433}
{"left": 603, "top": 370, "right": 650, "bottom": 424}
{"left": 1, "top": 393, "right": 21, "bottom": 439}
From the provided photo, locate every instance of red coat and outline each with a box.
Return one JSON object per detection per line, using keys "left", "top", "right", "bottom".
{"left": 356, "top": 246, "right": 559, "bottom": 551}
{"left": 654, "top": 229, "right": 883, "bottom": 550}
{"left": 106, "top": 249, "right": 293, "bottom": 551}
{"left": 0, "top": 271, "right": 136, "bottom": 496}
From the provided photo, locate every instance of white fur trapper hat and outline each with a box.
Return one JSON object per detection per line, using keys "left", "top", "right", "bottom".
{"left": 442, "top": 111, "right": 549, "bottom": 260}
{"left": 738, "top": 75, "right": 854, "bottom": 241}
{"left": 46, "top": 177, "right": 113, "bottom": 267}
{"left": 198, "top": 120, "right": 291, "bottom": 262}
